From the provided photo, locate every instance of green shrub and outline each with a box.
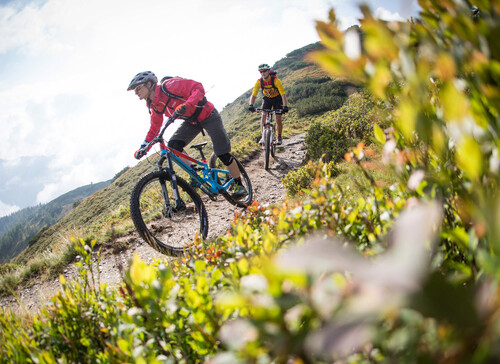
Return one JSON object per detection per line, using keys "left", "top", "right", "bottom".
{"left": 282, "top": 160, "right": 340, "bottom": 197}
{"left": 287, "top": 79, "right": 348, "bottom": 116}
{"left": 304, "top": 92, "right": 382, "bottom": 162}
{"left": 294, "top": 95, "right": 346, "bottom": 116}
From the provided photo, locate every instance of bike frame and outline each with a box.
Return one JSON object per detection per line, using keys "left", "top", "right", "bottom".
{"left": 158, "top": 147, "right": 234, "bottom": 198}
{"left": 140, "top": 112, "right": 235, "bottom": 207}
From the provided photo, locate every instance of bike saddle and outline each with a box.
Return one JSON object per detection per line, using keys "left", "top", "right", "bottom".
{"left": 190, "top": 142, "right": 208, "bottom": 151}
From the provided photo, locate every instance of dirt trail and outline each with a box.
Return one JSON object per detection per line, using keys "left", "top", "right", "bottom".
{"left": 1, "top": 133, "right": 306, "bottom": 314}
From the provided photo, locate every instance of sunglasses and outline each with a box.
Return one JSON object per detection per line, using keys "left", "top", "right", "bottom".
{"left": 134, "top": 84, "right": 144, "bottom": 92}
{"left": 259, "top": 70, "right": 269, "bottom": 73}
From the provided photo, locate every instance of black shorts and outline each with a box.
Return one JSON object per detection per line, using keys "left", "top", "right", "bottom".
{"left": 169, "top": 109, "right": 231, "bottom": 156}
{"left": 262, "top": 96, "right": 283, "bottom": 114}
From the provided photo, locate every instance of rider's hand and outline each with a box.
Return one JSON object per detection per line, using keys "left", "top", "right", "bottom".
{"left": 175, "top": 104, "right": 187, "bottom": 115}
{"left": 282, "top": 106, "right": 289, "bottom": 113}
{"left": 134, "top": 149, "right": 146, "bottom": 160}
{"left": 248, "top": 104, "right": 256, "bottom": 112}
{"left": 134, "top": 142, "right": 147, "bottom": 160}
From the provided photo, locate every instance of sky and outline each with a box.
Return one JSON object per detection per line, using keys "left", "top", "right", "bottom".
{"left": 0, "top": 0, "right": 419, "bottom": 218}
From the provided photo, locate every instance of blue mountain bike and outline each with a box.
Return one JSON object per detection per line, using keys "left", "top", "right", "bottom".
{"left": 129, "top": 112, "right": 253, "bottom": 256}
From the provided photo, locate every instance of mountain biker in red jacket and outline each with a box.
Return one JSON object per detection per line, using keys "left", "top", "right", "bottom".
{"left": 248, "top": 63, "right": 289, "bottom": 145}
{"left": 127, "top": 71, "right": 247, "bottom": 198}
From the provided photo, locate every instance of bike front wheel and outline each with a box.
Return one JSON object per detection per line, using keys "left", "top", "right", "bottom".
{"left": 264, "top": 128, "right": 271, "bottom": 170}
{"left": 209, "top": 154, "right": 253, "bottom": 208}
{"left": 270, "top": 129, "right": 277, "bottom": 159}
{"left": 130, "top": 170, "right": 208, "bottom": 256}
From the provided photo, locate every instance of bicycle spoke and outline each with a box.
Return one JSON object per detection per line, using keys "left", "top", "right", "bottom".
{"left": 130, "top": 171, "right": 208, "bottom": 255}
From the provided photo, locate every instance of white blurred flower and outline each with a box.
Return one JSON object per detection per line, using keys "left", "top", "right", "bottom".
{"left": 383, "top": 139, "right": 397, "bottom": 163}
{"left": 240, "top": 274, "right": 268, "bottom": 294}
{"left": 276, "top": 202, "right": 442, "bottom": 305}
{"left": 344, "top": 28, "right": 361, "bottom": 60}
{"left": 447, "top": 116, "right": 485, "bottom": 144}
{"left": 275, "top": 202, "right": 442, "bottom": 359}
{"left": 205, "top": 352, "right": 243, "bottom": 364}
{"left": 490, "top": 148, "right": 500, "bottom": 174}
{"left": 218, "top": 319, "right": 258, "bottom": 350}
{"left": 407, "top": 169, "right": 425, "bottom": 190}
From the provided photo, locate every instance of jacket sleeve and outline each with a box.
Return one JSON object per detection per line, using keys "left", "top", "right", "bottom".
{"left": 251, "top": 80, "right": 261, "bottom": 97}
{"left": 145, "top": 109, "right": 164, "bottom": 142}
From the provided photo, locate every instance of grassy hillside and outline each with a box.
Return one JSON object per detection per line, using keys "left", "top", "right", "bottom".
{"left": 2, "top": 41, "right": 352, "bottom": 289}
{"left": 10, "top": 163, "right": 148, "bottom": 265}
{"left": 0, "top": 180, "right": 110, "bottom": 263}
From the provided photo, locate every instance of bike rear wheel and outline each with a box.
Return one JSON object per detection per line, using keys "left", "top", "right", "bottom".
{"left": 130, "top": 170, "right": 208, "bottom": 256}
{"left": 209, "top": 154, "right": 253, "bottom": 208}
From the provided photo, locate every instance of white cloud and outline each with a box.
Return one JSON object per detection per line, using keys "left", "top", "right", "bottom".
{"left": 0, "top": 200, "right": 20, "bottom": 217}
{"left": 374, "top": 7, "right": 405, "bottom": 22}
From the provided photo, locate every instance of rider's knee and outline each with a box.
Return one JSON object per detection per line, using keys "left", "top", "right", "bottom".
{"left": 218, "top": 153, "right": 234, "bottom": 166}
{"left": 168, "top": 139, "right": 186, "bottom": 152}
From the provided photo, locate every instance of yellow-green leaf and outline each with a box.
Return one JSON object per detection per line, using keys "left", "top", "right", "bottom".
{"left": 456, "top": 137, "right": 483, "bottom": 180}
{"left": 395, "top": 101, "right": 417, "bottom": 140}
{"left": 117, "top": 338, "right": 131, "bottom": 355}
{"left": 195, "top": 260, "right": 206, "bottom": 273}
{"left": 374, "top": 124, "right": 386, "bottom": 144}
{"left": 238, "top": 258, "right": 249, "bottom": 275}
{"left": 440, "top": 82, "right": 469, "bottom": 121}
{"left": 129, "top": 254, "right": 157, "bottom": 285}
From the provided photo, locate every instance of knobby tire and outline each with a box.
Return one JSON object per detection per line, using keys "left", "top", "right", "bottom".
{"left": 130, "top": 170, "right": 208, "bottom": 256}
{"left": 264, "top": 128, "right": 271, "bottom": 170}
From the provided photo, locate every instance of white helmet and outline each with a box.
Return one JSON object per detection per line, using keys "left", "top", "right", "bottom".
{"left": 127, "top": 71, "right": 158, "bottom": 91}
{"left": 258, "top": 63, "right": 270, "bottom": 71}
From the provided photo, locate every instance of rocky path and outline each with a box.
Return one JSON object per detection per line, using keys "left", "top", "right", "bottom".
{"left": 1, "top": 133, "right": 307, "bottom": 314}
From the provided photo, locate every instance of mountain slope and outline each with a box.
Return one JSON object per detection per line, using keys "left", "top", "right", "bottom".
{"left": 10, "top": 41, "right": 352, "bottom": 267}
{"left": 0, "top": 180, "right": 111, "bottom": 263}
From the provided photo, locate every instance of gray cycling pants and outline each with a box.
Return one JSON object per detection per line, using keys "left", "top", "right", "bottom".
{"left": 169, "top": 108, "right": 231, "bottom": 156}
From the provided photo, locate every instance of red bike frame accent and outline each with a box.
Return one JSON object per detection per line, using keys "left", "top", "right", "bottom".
{"left": 163, "top": 147, "right": 200, "bottom": 164}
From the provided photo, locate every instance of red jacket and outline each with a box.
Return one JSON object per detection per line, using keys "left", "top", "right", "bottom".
{"left": 145, "top": 77, "right": 215, "bottom": 142}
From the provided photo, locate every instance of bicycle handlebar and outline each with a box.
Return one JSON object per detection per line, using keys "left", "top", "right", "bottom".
{"left": 255, "top": 107, "right": 290, "bottom": 113}
{"left": 256, "top": 108, "right": 278, "bottom": 113}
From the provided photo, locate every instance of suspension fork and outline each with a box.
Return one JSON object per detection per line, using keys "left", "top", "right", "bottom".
{"left": 160, "top": 151, "right": 185, "bottom": 213}
{"left": 264, "top": 114, "right": 274, "bottom": 135}
{"left": 263, "top": 116, "right": 274, "bottom": 146}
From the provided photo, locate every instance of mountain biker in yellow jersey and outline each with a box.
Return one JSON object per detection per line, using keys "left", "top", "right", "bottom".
{"left": 248, "top": 64, "right": 289, "bottom": 145}
{"left": 128, "top": 71, "right": 247, "bottom": 198}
